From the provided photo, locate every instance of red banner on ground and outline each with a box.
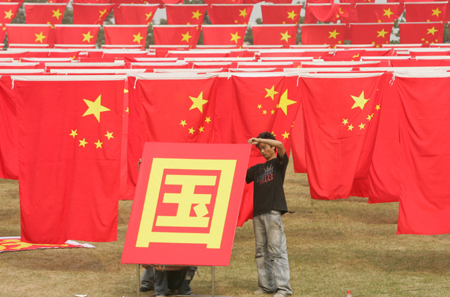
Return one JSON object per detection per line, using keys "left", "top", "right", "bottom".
{"left": 0, "top": 237, "right": 95, "bottom": 252}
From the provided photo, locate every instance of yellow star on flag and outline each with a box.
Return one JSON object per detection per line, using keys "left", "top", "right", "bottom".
{"left": 181, "top": 31, "right": 192, "bottom": 43}
{"left": 82, "top": 31, "right": 94, "bottom": 43}
{"left": 265, "top": 85, "right": 278, "bottom": 100}
{"left": 4, "top": 9, "right": 13, "bottom": 19}
{"left": 105, "top": 131, "right": 114, "bottom": 140}
{"left": 189, "top": 91, "right": 208, "bottom": 113}
{"left": 263, "top": 110, "right": 267, "bottom": 115}
{"left": 230, "top": 32, "right": 241, "bottom": 43}
{"left": 99, "top": 9, "right": 107, "bottom": 18}
{"left": 350, "top": 91, "right": 369, "bottom": 110}
{"left": 199, "top": 126, "right": 204, "bottom": 132}
{"left": 133, "top": 32, "right": 144, "bottom": 44}
{"left": 329, "top": 29, "right": 340, "bottom": 39}
{"left": 282, "top": 131, "right": 290, "bottom": 139}
{"left": 348, "top": 124, "right": 354, "bottom": 131}
{"left": 367, "top": 114, "right": 372, "bottom": 121}
{"left": 70, "top": 129, "right": 78, "bottom": 138}
{"left": 359, "top": 123, "right": 365, "bottom": 130}
{"left": 180, "top": 120, "right": 187, "bottom": 127}
{"left": 239, "top": 9, "right": 247, "bottom": 17}
{"left": 278, "top": 90, "right": 297, "bottom": 115}
{"left": 427, "top": 26, "right": 438, "bottom": 35}
{"left": 189, "top": 127, "right": 195, "bottom": 134}
{"left": 271, "top": 110, "right": 275, "bottom": 115}
{"left": 342, "top": 119, "right": 348, "bottom": 125}
{"left": 383, "top": 8, "right": 393, "bottom": 18}
{"left": 271, "top": 131, "right": 276, "bottom": 137}
{"left": 375, "top": 105, "right": 381, "bottom": 110}
{"left": 94, "top": 140, "right": 103, "bottom": 148}
{"left": 35, "top": 32, "right": 46, "bottom": 43}
{"left": 432, "top": 7, "right": 442, "bottom": 17}
{"left": 52, "top": 9, "right": 62, "bottom": 20}
{"left": 377, "top": 29, "right": 388, "bottom": 38}
{"left": 287, "top": 10, "right": 297, "bottom": 20}
{"left": 82, "top": 95, "right": 110, "bottom": 122}
{"left": 280, "top": 31, "right": 291, "bottom": 42}
{"left": 145, "top": 12, "right": 152, "bottom": 20}
{"left": 257, "top": 104, "right": 262, "bottom": 109}
{"left": 192, "top": 10, "right": 202, "bottom": 20}
{"left": 205, "top": 117, "right": 211, "bottom": 123}
{"left": 79, "top": 138, "right": 88, "bottom": 147}
{"left": 125, "top": 107, "right": 129, "bottom": 113}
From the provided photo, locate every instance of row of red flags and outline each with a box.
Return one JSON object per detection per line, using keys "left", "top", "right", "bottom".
{"left": 2, "top": 22, "right": 448, "bottom": 49}
{"left": 1, "top": 70, "right": 450, "bottom": 244}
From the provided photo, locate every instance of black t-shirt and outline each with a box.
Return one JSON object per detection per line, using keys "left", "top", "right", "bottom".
{"left": 245, "top": 154, "right": 289, "bottom": 217}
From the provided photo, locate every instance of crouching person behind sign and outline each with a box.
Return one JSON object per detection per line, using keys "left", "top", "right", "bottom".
{"left": 144, "top": 264, "right": 196, "bottom": 296}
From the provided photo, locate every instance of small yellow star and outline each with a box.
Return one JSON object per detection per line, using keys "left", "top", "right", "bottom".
{"left": 180, "top": 120, "right": 187, "bottom": 127}
{"left": 188, "top": 127, "right": 195, "bottom": 134}
{"left": 265, "top": 85, "right": 278, "bottom": 100}
{"left": 4, "top": 9, "right": 13, "bottom": 19}
{"left": 125, "top": 107, "right": 129, "bottom": 113}
{"left": 271, "top": 131, "right": 276, "bottom": 137}
{"left": 342, "top": 119, "right": 348, "bottom": 125}
{"left": 230, "top": 32, "right": 241, "bottom": 44}
{"left": 95, "top": 140, "right": 103, "bottom": 148}
{"left": 239, "top": 8, "right": 247, "bottom": 17}
{"left": 375, "top": 105, "right": 381, "bottom": 111}
{"left": 431, "top": 7, "right": 442, "bottom": 17}
{"left": 133, "top": 32, "right": 144, "bottom": 44}
{"left": 367, "top": 114, "right": 372, "bottom": 121}
{"left": 52, "top": 9, "right": 62, "bottom": 20}
{"left": 282, "top": 131, "right": 290, "bottom": 139}
{"left": 350, "top": 91, "right": 369, "bottom": 110}
{"left": 82, "top": 31, "right": 94, "bottom": 43}
{"left": 181, "top": 31, "right": 193, "bottom": 42}
{"left": 145, "top": 12, "right": 152, "bottom": 21}
{"left": 192, "top": 10, "right": 202, "bottom": 20}
{"left": 271, "top": 110, "right": 275, "bottom": 115}
{"left": 280, "top": 31, "right": 291, "bottom": 42}
{"left": 79, "top": 138, "right": 88, "bottom": 147}
{"left": 359, "top": 123, "right": 365, "bottom": 130}
{"left": 199, "top": 126, "right": 204, "bottom": 132}
{"left": 205, "top": 117, "right": 211, "bottom": 123}
{"left": 105, "top": 131, "right": 114, "bottom": 140}
{"left": 189, "top": 91, "right": 208, "bottom": 113}
{"left": 99, "top": 9, "right": 107, "bottom": 18}
{"left": 348, "top": 124, "right": 354, "bottom": 131}
{"left": 124, "top": 89, "right": 129, "bottom": 93}
{"left": 263, "top": 110, "right": 267, "bottom": 115}
{"left": 383, "top": 8, "right": 393, "bottom": 18}
{"left": 328, "top": 29, "right": 340, "bottom": 39}
{"left": 377, "top": 29, "right": 388, "bottom": 38}
{"left": 35, "top": 31, "right": 46, "bottom": 43}
{"left": 287, "top": 10, "right": 297, "bottom": 20}
{"left": 70, "top": 129, "right": 78, "bottom": 138}
{"left": 427, "top": 27, "right": 438, "bottom": 35}
{"left": 257, "top": 104, "right": 262, "bottom": 109}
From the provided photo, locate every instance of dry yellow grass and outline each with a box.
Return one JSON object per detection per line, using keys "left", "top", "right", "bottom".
{"left": 1, "top": 162, "right": 450, "bottom": 297}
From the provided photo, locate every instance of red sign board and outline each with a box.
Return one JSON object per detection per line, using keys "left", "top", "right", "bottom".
{"left": 121, "top": 142, "right": 251, "bottom": 266}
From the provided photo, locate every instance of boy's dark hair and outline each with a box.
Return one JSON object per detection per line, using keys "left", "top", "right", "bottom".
{"left": 257, "top": 131, "right": 277, "bottom": 152}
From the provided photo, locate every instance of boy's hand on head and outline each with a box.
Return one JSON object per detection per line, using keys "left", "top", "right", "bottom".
{"left": 248, "top": 138, "right": 259, "bottom": 145}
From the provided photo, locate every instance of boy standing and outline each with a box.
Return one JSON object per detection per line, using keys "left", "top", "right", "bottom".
{"left": 246, "top": 132, "right": 293, "bottom": 297}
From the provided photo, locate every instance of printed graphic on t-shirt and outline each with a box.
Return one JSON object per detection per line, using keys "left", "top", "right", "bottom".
{"left": 256, "top": 164, "right": 274, "bottom": 185}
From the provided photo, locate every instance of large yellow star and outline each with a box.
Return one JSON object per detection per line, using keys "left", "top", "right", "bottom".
{"left": 280, "top": 31, "right": 291, "bottom": 42}
{"left": 383, "top": 8, "right": 393, "bottom": 18}
{"left": 278, "top": 90, "right": 297, "bottom": 115}
{"left": 230, "top": 32, "right": 241, "bottom": 43}
{"left": 82, "top": 31, "right": 93, "bottom": 43}
{"left": 287, "top": 10, "right": 297, "bottom": 20}
{"left": 192, "top": 10, "right": 202, "bottom": 20}
{"left": 35, "top": 31, "right": 46, "bottom": 43}
{"left": 377, "top": 29, "right": 388, "bottom": 38}
{"left": 189, "top": 91, "right": 208, "bottom": 113}
{"left": 94, "top": 140, "right": 103, "bottom": 148}
{"left": 350, "top": 91, "right": 369, "bottom": 110}
{"left": 133, "top": 32, "right": 144, "bottom": 44}
{"left": 265, "top": 86, "right": 278, "bottom": 100}
{"left": 52, "top": 9, "right": 62, "bottom": 20}
{"left": 181, "top": 31, "right": 192, "bottom": 43}
{"left": 82, "top": 95, "right": 110, "bottom": 122}
{"left": 427, "top": 26, "right": 438, "bottom": 35}
{"left": 328, "top": 29, "right": 340, "bottom": 39}
{"left": 431, "top": 7, "right": 442, "bottom": 17}
{"left": 239, "top": 8, "right": 247, "bottom": 17}
{"left": 4, "top": 9, "right": 13, "bottom": 19}
{"left": 145, "top": 12, "right": 152, "bottom": 21}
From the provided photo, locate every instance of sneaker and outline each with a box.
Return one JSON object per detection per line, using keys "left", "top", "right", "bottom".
{"left": 253, "top": 289, "right": 273, "bottom": 295}
{"left": 139, "top": 287, "right": 153, "bottom": 292}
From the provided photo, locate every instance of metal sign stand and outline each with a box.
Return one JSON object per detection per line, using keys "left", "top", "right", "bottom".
{"left": 212, "top": 266, "right": 215, "bottom": 297}
{"left": 137, "top": 264, "right": 140, "bottom": 297}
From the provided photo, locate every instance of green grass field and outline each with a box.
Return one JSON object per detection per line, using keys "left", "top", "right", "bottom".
{"left": 1, "top": 162, "right": 450, "bottom": 297}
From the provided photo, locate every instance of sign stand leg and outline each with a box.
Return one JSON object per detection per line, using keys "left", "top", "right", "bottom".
{"left": 137, "top": 264, "right": 140, "bottom": 297}
{"left": 212, "top": 266, "right": 215, "bottom": 297}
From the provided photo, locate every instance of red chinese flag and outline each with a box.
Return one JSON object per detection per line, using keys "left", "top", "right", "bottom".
{"left": 104, "top": 25, "right": 149, "bottom": 50}
{"left": 14, "top": 75, "right": 126, "bottom": 244}
{"left": 301, "top": 24, "right": 347, "bottom": 46}
{"left": 0, "top": 77, "right": 18, "bottom": 180}
{"left": 300, "top": 73, "right": 386, "bottom": 200}
{"left": 114, "top": 4, "right": 158, "bottom": 25}
{"left": 153, "top": 25, "right": 199, "bottom": 48}
{"left": 24, "top": 3, "right": 66, "bottom": 25}
{"left": 0, "top": 3, "right": 20, "bottom": 24}
{"left": 74, "top": 0, "right": 111, "bottom": 3}
{"left": 6, "top": 24, "right": 51, "bottom": 45}
{"left": 202, "top": 25, "right": 247, "bottom": 47}
{"left": 55, "top": 25, "right": 100, "bottom": 45}
{"left": 355, "top": 3, "right": 404, "bottom": 23}
{"left": 399, "top": 22, "right": 444, "bottom": 45}
{"left": 395, "top": 73, "right": 450, "bottom": 235}
{"left": 252, "top": 25, "right": 297, "bottom": 47}
{"left": 207, "top": 4, "right": 253, "bottom": 25}
{"left": 350, "top": 23, "right": 393, "bottom": 47}
{"left": 405, "top": 2, "right": 447, "bottom": 22}
{"left": 261, "top": 4, "right": 302, "bottom": 24}
{"left": 166, "top": 4, "right": 207, "bottom": 25}
{"left": 204, "top": 0, "right": 244, "bottom": 4}
{"left": 73, "top": 4, "right": 113, "bottom": 25}
{"left": 305, "top": 3, "right": 340, "bottom": 23}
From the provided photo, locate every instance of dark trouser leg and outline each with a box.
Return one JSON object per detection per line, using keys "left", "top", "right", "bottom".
{"left": 154, "top": 270, "right": 168, "bottom": 296}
